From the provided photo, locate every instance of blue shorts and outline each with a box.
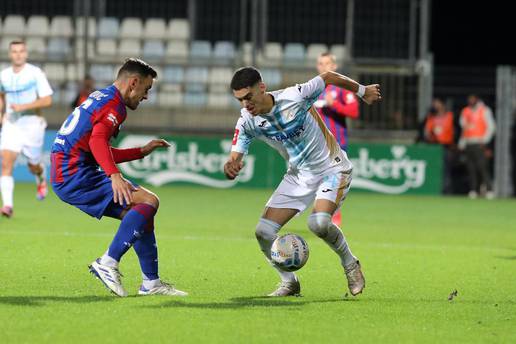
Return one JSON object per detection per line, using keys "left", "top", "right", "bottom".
{"left": 52, "top": 167, "right": 134, "bottom": 219}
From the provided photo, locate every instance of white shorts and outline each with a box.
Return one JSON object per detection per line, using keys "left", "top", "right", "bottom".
{"left": 266, "top": 165, "right": 353, "bottom": 214}
{"left": 0, "top": 115, "right": 47, "bottom": 164}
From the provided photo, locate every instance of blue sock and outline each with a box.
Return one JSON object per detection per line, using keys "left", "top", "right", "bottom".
{"left": 133, "top": 231, "right": 159, "bottom": 280}
{"left": 107, "top": 204, "right": 156, "bottom": 262}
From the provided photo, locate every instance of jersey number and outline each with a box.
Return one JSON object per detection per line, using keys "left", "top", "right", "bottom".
{"left": 58, "top": 99, "right": 93, "bottom": 135}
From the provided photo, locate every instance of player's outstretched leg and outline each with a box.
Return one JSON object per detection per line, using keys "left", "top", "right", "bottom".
{"left": 133, "top": 210, "right": 187, "bottom": 297}
{"left": 255, "top": 218, "right": 300, "bottom": 297}
{"left": 308, "top": 212, "right": 365, "bottom": 296}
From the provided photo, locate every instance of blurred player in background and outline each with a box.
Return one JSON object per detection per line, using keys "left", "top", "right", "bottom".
{"left": 0, "top": 40, "right": 53, "bottom": 218}
{"left": 51, "top": 58, "right": 187, "bottom": 297}
{"left": 225, "top": 66, "right": 381, "bottom": 297}
{"left": 313, "top": 52, "right": 359, "bottom": 226}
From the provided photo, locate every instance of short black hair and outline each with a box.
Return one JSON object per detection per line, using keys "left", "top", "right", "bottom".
{"left": 9, "top": 40, "right": 26, "bottom": 47}
{"left": 117, "top": 58, "right": 157, "bottom": 79}
{"left": 230, "top": 66, "right": 262, "bottom": 90}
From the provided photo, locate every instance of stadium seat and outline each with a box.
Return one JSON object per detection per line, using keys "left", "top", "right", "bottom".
{"left": 158, "top": 91, "right": 183, "bottom": 108}
{"left": 260, "top": 68, "right": 282, "bottom": 88}
{"left": 50, "top": 16, "right": 74, "bottom": 38}
{"left": 209, "top": 67, "right": 232, "bottom": 85}
{"left": 25, "top": 37, "right": 46, "bottom": 58}
{"left": 3, "top": 15, "right": 26, "bottom": 36}
{"left": 142, "top": 40, "right": 165, "bottom": 62}
{"left": 49, "top": 84, "right": 62, "bottom": 104}
{"left": 26, "top": 15, "right": 49, "bottom": 37}
{"left": 163, "top": 66, "right": 184, "bottom": 84}
{"left": 330, "top": 44, "right": 348, "bottom": 62}
{"left": 167, "top": 18, "right": 190, "bottom": 40}
{"left": 47, "top": 38, "right": 71, "bottom": 61}
{"left": 207, "top": 93, "right": 231, "bottom": 109}
{"left": 62, "top": 82, "right": 79, "bottom": 106}
{"left": 257, "top": 42, "right": 283, "bottom": 66}
{"left": 0, "top": 36, "right": 17, "bottom": 54}
{"left": 89, "top": 64, "right": 115, "bottom": 82}
{"left": 96, "top": 39, "right": 117, "bottom": 58}
{"left": 306, "top": 43, "right": 328, "bottom": 62}
{"left": 143, "top": 18, "right": 167, "bottom": 40}
{"left": 119, "top": 17, "right": 143, "bottom": 39}
{"left": 75, "top": 17, "right": 96, "bottom": 38}
{"left": 75, "top": 40, "right": 96, "bottom": 60}
{"left": 66, "top": 63, "right": 85, "bottom": 82}
{"left": 283, "top": 43, "right": 306, "bottom": 65}
{"left": 44, "top": 63, "right": 66, "bottom": 83}
{"left": 118, "top": 39, "right": 141, "bottom": 58}
{"left": 98, "top": 17, "right": 119, "bottom": 39}
{"left": 165, "top": 40, "right": 189, "bottom": 61}
{"left": 160, "top": 83, "right": 181, "bottom": 93}
{"left": 241, "top": 42, "right": 253, "bottom": 64}
{"left": 185, "top": 67, "right": 209, "bottom": 84}
{"left": 208, "top": 83, "right": 228, "bottom": 94}
{"left": 184, "top": 91, "right": 208, "bottom": 107}
{"left": 190, "top": 41, "right": 212, "bottom": 61}
{"left": 213, "top": 41, "right": 236, "bottom": 64}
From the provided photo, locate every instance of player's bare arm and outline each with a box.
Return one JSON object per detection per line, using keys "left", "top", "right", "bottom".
{"left": 319, "top": 71, "right": 381, "bottom": 105}
{"left": 224, "top": 151, "right": 244, "bottom": 180}
{"left": 10, "top": 95, "right": 52, "bottom": 112}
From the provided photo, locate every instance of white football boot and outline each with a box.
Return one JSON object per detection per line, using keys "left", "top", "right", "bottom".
{"left": 267, "top": 278, "right": 301, "bottom": 297}
{"left": 88, "top": 259, "right": 128, "bottom": 297}
{"left": 138, "top": 281, "right": 188, "bottom": 296}
{"left": 345, "top": 260, "right": 365, "bottom": 296}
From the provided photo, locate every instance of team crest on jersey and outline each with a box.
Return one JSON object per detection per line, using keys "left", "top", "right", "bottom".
{"left": 107, "top": 113, "right": 118, "bottom": 126}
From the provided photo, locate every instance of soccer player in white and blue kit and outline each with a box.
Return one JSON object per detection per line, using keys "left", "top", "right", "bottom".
{"left": 225, "top": 67, "right": 381, "bottom": 296}
{"left": 0, "top": 40, "right": 53, "bottom": 217}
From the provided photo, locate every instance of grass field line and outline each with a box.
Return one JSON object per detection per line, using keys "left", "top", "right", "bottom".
{"left": 0, "top": 229, "right": 511, "bottom": 253}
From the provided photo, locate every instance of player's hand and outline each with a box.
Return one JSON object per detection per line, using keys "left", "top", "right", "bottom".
{"left": 362, "top": 84, "right": 381, "bottom": 105}
{"left": 224, "top": 160, "right": 244, "bottom": 180}
{"left": 11, "top": 104, "right": 25, "bottom": 112}
{"left": 141, "top": 139, "right": 171, "bottom": 156}
{"left": 110, "top": 173, "right": 137, "bottom": 206}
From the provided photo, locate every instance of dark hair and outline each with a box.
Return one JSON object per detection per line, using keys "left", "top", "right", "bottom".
{"left": 230, "top": 66, "right": 262, "bottom": 90}
{"left": 117, "top": 58, "right": 157, "bottom": 79}
{"left": 9, "top": 40, "right": 26, "bottom": 47}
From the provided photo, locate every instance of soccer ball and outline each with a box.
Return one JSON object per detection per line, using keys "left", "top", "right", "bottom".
{"left": 270, "top": 233, "right": 309, "bottom": 272}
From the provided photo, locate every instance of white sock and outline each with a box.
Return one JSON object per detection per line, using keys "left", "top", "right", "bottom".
{"left": 0, "top": 176, "right": 14, "bottom": 207}
{"left": 256, "top": 218, "right": 297, "bottom": 283}
{"left": 99, "top": 252, "right": 119, "bottom": 268}
{"left": 142, "top": 278, "right": 161, "bottom": 289}
{"left": 308, "top": 213, "right": 357, "bottom": 269}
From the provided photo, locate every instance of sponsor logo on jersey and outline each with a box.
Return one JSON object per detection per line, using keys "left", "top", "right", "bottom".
{"left": 270, "top": 125, "right": 305, "bottom": 142}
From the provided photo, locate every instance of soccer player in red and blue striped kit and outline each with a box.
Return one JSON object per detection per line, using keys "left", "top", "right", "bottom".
{"left": 314, "top": 52, "right": 360, "bottom": 226}
{"left": 51, "top": 58, "right": 187, "bottom": 297}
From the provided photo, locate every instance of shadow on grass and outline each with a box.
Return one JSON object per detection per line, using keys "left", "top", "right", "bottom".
{"left": 143, "top": 295, "right": 354, "bottom": 309}
{"left": 0, "top": 295, "right": 116, "bottom": 307}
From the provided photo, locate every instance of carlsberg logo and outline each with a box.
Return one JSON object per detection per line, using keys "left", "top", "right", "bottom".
{"left": 117, "top": 135, "right": 255, "bottom": 188}
{"left": 350, "top": 145, "right": 427, "bottom": 194}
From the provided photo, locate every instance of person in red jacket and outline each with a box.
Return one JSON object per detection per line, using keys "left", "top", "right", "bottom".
{"left": 420, "top": 98, "right": 456, "bottom": 194}
{"left": 313, "top": 52, "right": 359, "bottom": 225}
{"left": 458, "top": 95, "right": 496, "bottom": 199}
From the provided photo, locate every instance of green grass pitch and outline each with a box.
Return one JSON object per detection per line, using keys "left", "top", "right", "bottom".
{"left": 1, "top": 183, "right": 515, "bottom": 343}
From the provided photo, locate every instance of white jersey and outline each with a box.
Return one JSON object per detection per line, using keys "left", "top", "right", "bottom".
{"left": 231, "top": 76, "right": 352, "bottom": 176}
{"left": 0, "top": 63, "right": 53, "bottom": 123}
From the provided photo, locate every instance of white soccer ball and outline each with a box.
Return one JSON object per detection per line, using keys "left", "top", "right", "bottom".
{"left": 270, "top": 233, "right": 309, "bottom": 272}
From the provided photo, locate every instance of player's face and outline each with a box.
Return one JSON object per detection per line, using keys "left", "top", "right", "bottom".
{"left": 127, "top": 75, "right": 154, "bottom": 110}
{"left": 317, "top": 56, "right": 337, "bottom": 74}
{"left": 9, "top": 43, "right": 28, "bottom": 67}
{"left": 233, "top": 82, "right": 267, "bottom": 115}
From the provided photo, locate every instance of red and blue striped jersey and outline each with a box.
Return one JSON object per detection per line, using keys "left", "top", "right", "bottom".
{"left": 51, "top": 85, "right": 127, "bottom": 184}
{"left": 315, "top": 85, "right": 359, "bottom": 151}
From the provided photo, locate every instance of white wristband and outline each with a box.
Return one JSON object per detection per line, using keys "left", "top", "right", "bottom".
{"left": 357, "top": 84, "right": 366, "bottom": 98}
